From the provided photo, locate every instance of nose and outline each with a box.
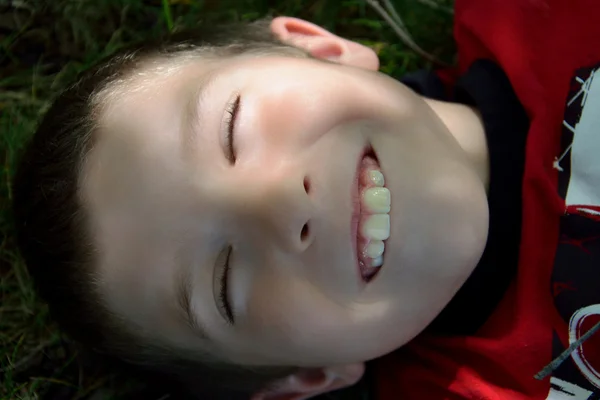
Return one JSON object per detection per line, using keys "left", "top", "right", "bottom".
{"left": 233, "top": 170, "right": 314, "bottom": 253}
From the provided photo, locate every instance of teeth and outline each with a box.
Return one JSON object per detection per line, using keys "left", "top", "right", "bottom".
{"left": 371, "top": 256, "right": 383, "bottom": 267}
{"left": 359, "top": 168, "right": 390, "bottom": 269}
{"left": 368, "top": 170, "right": 385, "bottom": 187}
{"left": 362, "top": 187, "right": 391, "bottom": 213}
{"left": 365, "top": 240, "right": 385, "bottom": 258}
{"left": 362, "top": 214, "right": 390, "bottom": 241}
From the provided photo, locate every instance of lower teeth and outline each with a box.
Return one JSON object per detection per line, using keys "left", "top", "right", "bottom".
{"left": 372, "top": 256, "right": 383, "bottom": 267}
{"left": 365, "top": 240, "right": 385, "bottom": 258}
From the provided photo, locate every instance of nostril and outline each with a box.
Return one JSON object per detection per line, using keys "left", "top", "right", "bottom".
{"left": 303, "top": 176, "right": 311, "bottom": 194}
{"left": 301, "top": 222, "right": 310, "bottom": 242}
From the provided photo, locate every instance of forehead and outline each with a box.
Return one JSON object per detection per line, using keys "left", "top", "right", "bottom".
{"left": 79, "top": 59, "right": 219, "bottom": 342}
{"left": 83, "top": 63, "right": 202, "bottom": 222}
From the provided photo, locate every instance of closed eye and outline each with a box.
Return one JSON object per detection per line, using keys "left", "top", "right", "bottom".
{"left": 224, "top": 94, "right": 241, "bottom": 164}
{"left": 218, "top": 246, "right": 235, "bottom": 324}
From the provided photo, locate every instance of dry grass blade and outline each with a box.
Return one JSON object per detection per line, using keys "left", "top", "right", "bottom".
{"left": 417, "top": 0, "right": 454, "bottom": 14}
{"left": 365, "top": 0, "right": 449, "bottom": 67}
{"left": 1, "top": 337, "right": 59, "bottom": 373}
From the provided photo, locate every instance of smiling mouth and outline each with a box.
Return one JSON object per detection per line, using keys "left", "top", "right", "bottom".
{"left": 352, "top": 146, "right": 391, "bottom": 283}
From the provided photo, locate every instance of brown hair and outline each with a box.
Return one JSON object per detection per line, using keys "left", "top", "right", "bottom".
{"left": 12, "top": 18, "right": 305, "bottom": 398}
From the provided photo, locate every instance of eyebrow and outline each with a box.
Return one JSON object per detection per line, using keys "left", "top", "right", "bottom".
{"left": 181, "top": 72, "right": 217, "bottom": 154}
{"left": 176, "top": 265, "right": 209, "bottom": 340}
{"left": 176, "top": 72, "right": 221, "bottom": 340}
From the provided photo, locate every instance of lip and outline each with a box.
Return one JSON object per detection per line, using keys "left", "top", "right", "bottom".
{"left": 351, "top": 144, "right": 381, "bottom": 283}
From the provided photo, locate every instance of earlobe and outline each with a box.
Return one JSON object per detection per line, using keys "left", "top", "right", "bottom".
{"left": 270, "top": 17, "right": 380, "bottom": 71}
{"left": 252, "top": 364, "right": 365, "bottom": 400}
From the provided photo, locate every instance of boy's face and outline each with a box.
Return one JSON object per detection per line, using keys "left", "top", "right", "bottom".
{"left": 83, "top": 50, "right": 488, "bottom": 367}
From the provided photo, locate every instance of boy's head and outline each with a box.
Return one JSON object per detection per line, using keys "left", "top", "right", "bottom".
{"left": 13, "top": 16, "right": 489, "bottom": 399}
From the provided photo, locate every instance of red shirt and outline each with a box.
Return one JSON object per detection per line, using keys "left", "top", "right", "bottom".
{"left": 374, "top": 1, "right": 600, "bottom": 398}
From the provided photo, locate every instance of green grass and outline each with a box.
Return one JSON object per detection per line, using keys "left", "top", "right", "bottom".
{"left": 0, "top": 0, "right": 454, "bottom": 398}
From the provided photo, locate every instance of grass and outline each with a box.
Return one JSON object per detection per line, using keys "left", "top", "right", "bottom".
{"left": 0, "top": 0, "right": 454, "bottom": 398}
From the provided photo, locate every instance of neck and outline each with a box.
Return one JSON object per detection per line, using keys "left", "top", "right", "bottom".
{"left": 425, "top": 98, "right": 489, "bottom": 190}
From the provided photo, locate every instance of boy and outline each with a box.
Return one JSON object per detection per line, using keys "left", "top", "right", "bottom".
{"left": 11, "top": 2, "right": 600, "bottom": 400}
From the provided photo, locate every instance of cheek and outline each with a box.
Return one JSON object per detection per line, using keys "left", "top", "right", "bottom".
{"left": 244, "top": 272, "right": 349, "bottom": 347}
{"left": 242, "top": 275, "right": 397, "bottom": 365}
{"left": 247, "top": 86, "right": 318, "bottom": 142}
{"left": 241, "top": 76, "right": 351, "bottom": 150}
{"left": 233, "top": 262, "right": 404, "bottom": 365}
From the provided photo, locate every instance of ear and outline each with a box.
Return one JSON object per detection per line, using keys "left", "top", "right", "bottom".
{"left": 251, "top": 363, "right": 365, "bottom": 400}
{"left": 270, "top": 17, "right": 379, "bottom": 71}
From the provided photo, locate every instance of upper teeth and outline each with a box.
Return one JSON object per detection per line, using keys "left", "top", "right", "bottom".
{"left": 362, "top": 214, "right": 390, "bottom": 240}
{"left": 368, "top": 170, "right": 385, "bottom": 186}
{"left": 360, "top": 168, "right": 391, "bottom": 268}
{"left": 362, "top": 187, "right": 391, "bottom": 213}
